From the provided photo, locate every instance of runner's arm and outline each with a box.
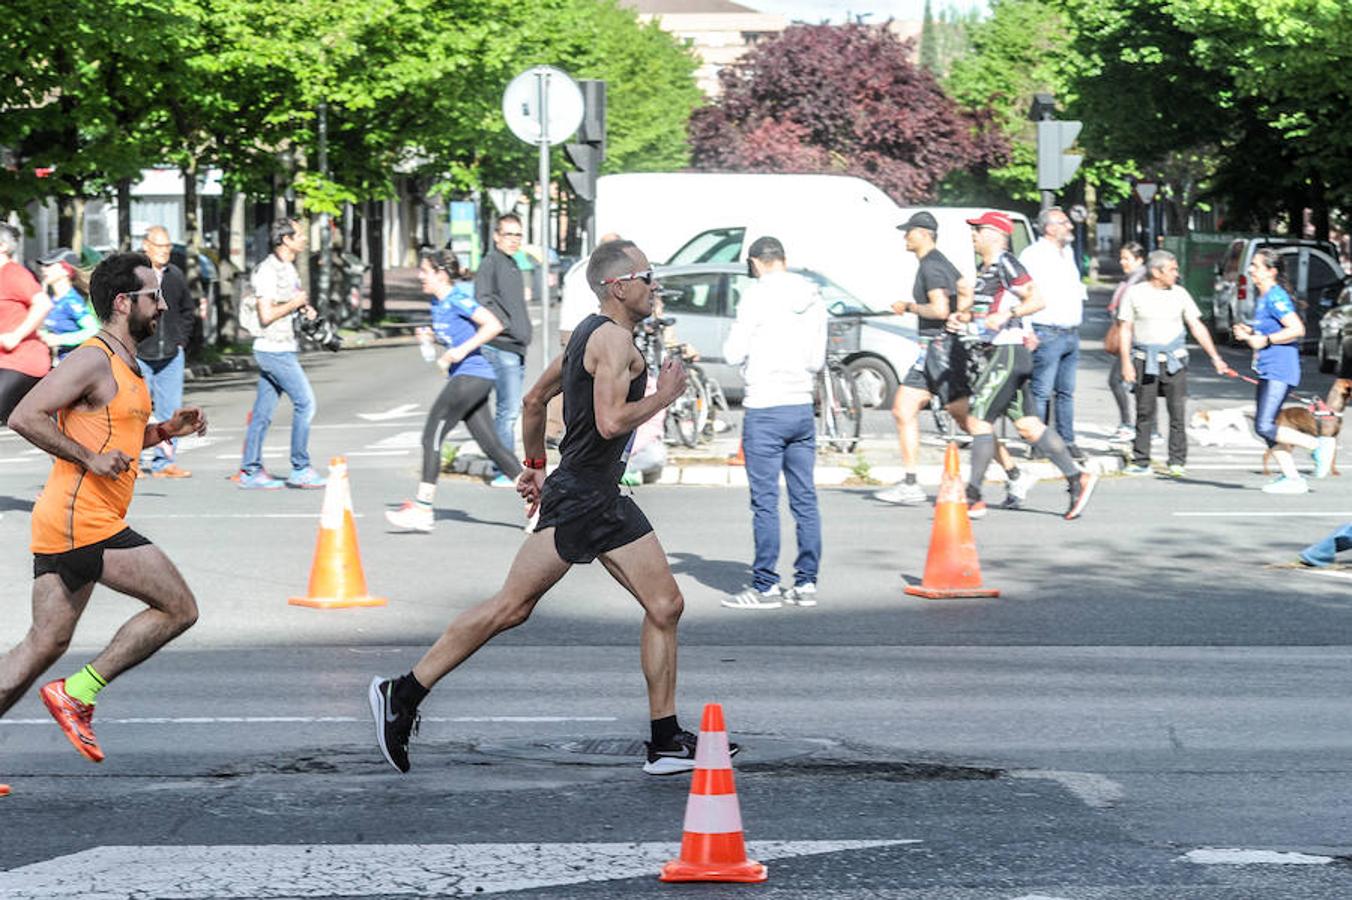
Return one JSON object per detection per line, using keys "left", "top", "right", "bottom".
{"left": 8, "top": 347, "right": 129, "bottom": 475}
{"left": 590, "top": 325, "right": 685, "bottom": 439}
{"left": 954, "top": 276, "right": 974, "bottom": 313}
{"left": 144, "top": 407, "right": 208, "bottom": 447}
{"left": 442, "top": 306, "right": 502, "bottom": 365}
{"left": 520, "top": 352, "right": 565, "bottom": 463}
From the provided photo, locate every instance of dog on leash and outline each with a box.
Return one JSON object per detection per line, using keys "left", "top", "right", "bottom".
{"left": 1189, "top": 388, "right": 1343, "bottom": 475}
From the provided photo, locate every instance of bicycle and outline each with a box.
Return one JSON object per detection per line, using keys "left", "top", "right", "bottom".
{"left": 815, "top": 353, "right": 862, "bottom": 454}
{"left": 635, "top": 314, "right": 722, "bottom": 448}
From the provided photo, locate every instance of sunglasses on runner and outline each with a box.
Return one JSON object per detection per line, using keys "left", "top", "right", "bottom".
{"left": 600, "top": 268, "right": 655, "bottom": 286}
{"left": 120, "top": 287, "right": 164, "bottom": 303}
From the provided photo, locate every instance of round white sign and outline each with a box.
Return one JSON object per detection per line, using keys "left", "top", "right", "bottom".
{"left": 502, "top": 66, "right": 584, "bottom": 146}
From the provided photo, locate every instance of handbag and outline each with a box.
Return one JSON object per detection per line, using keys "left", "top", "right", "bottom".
{"left": 1103, "top": 321, "right": 1122, "bottom": 356}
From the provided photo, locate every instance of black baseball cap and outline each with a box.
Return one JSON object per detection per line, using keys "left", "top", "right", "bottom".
{"left": 897, "top": 211, "right": 938, "bottom": 233}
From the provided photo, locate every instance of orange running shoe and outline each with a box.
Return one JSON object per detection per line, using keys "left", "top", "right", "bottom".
{"left": 39, "top": 679, "right": 104, "bottom": 763}
{"left": 0, "top": 783, "right": 10, "bottom": 797}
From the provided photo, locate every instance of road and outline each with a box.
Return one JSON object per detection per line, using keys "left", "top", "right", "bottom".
{"left": 0, "top": 335, "right": 1350, "bottom": 899}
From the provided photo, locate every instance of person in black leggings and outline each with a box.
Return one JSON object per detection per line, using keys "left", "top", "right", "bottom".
{"left": 386, "top": 249, "right": 523, "bottom": 533}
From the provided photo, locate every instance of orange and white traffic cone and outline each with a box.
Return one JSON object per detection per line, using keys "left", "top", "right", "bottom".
{"left": 904, "top": 442, "right": 1000, "bottom": 599}
{"left": 289, "top": 457, "right": 387, "bottom": 609}
{"left": 659, "top": 703, "right": 766, "bottom": 883}
{"left": 0, "top": 783, "right": 9, "bottom": 797}
{"left": 728, "top": 440, "right": 745, "bottom": 467}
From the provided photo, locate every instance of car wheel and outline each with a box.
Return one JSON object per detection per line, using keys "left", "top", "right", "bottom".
{"left": 846, "top": 356, "right": 897, "bottom": 409}
{"left": 1318, "top": 338, "right": 1336, "bottom": 373}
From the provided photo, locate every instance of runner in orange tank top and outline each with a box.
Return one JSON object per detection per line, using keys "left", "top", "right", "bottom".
{"left": 0, "top": 252, "right": 207, "bottom": 783}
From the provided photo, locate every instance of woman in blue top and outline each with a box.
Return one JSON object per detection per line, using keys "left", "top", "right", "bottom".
{"left": 387, "top": 249, "right": 525, "bottom": 532}
{"left": 37, "top": 247, "right": 99, "bottom": 362}
{"left": 1233, "top": 248, "right": 1334, "bottom": 493}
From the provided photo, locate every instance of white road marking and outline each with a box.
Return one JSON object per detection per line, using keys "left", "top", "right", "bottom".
{"left": 1181, "top": 848, "right": 1334, "bottom": 865}
{"left": 0, "top": 715, "right": 616, "bottom": 726}
{"left": 1305, "top": 568, "right": 1352, "bottom": 581}
{"left": 130, "top": 513, "right": 365, "bottom": 520}
{"left": 1009, "top": 770, "right": 1124, "bottom": 809}
{"left": 344, "top": 450, "right": 412, "bottom": 457}
{"left": 367, "top": 430, "right": 422, "bottom": 449}
{"left": 1174, "top": 511, "right": 1352, "bottom": 518}
{"left": 357, "top": 403, "right": 421, "bottom": 421}
{"left": 0, "top": 840, "right": 915, "bottom": 898}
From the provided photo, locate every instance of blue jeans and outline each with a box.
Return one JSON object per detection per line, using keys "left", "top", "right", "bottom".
{"left": 1300, "top": 524, "right": 1352, "bottom": 567}
{"left": 1254, "top": 379, "right": 1292, "bottom": 447}
{"left": 480, "top": 345, "right": 524, "bottom": 455}
{"left": 1031, "top": 326, "right": 1080, "bottom": 446}
{"left": 137, "top": 348, "right": 185, "bottom": 472}
{"left": 242, "top": 350, "right": 316, "bottom": 476}
{"left": 743, "top": 404, "right": 820, "bottom": 592}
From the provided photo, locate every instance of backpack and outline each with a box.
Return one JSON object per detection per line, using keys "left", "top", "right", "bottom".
{"left": 238, "top": 268, "right": 264, "bottom": 338}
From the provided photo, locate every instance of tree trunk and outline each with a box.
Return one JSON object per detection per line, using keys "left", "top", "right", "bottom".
{"left": 117, "top": 178, "right": 132, "bottom": 250}
{"left": 57, "top": 196, "right": 76, "bottom": 247}
{"left": 70, "top": 197, "right": 86, "bottom": 254}
{"left": 1311, "top": 180, "right": 1330, "bottom": 242}
{"left": 182, "top": 160, "right": 201, "bottom": 299}
{"left": 367, "top": 199, "right": 386, "bottom": 322}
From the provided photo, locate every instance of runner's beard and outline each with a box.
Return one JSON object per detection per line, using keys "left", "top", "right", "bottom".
{"left": 129, "top": 308, "right": 159, "bottom": 342}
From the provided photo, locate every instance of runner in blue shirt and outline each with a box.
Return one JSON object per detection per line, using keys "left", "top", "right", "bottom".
{"left": 37, "top": 248, "right": 99, "bottom": 362}
{"left": 386, "top": 249, "right": 524, "bottom": 532}
{"left": 1233, "top": 248, "right": 1334, "bottom": 492}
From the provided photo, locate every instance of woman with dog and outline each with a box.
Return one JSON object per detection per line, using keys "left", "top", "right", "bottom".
{"left": 1233, "top": 248, "right": 1336, "bottom": 493}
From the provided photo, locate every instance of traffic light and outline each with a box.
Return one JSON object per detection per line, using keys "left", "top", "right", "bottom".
{"left": 1036, "top": 119, "right": 1083, "bottom": 192}
{"left": 564, "top": 80, "right": 606, "bottom": 203}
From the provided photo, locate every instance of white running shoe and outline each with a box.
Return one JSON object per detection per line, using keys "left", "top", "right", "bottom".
{"left": 721, "top": 585, "right": 783, "bottom": 610}
{"left": 783, "top": 583, "right": 817, "bottom": 607}
{"left": 1312, "top": 437, "right": 1337, "bottom": 479}
{"left": 1005, "top": 469, "right": 1040, "bottom": 502}
{"left": 1262, "top": 476, "right": 1309, "bottom": 495}
{"left": 875, "top": 482, "right": 928, "bottom": 505}
{"left": 385, "top": 501, "right": 434, "bottom": 532}
{"left": 1111, "top": 425, "right": 1135, "bottom": 442}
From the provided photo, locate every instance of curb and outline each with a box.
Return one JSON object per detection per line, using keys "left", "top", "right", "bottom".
{"left": 183, "top": 327, "right": 413, "bottom": 382}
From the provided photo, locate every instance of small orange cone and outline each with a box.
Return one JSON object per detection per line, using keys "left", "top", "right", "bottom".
{"left": 0, "top": 783, "right": 9, "bottom": 797}
{"left": 904, "top": 442, "right": 1000, "bottom": 599}
{"left": 659, "top": 704, "right": 766, "bottom": 883}
{"left": 289, "top": 457, "right": 387, "bottom": 609}
{"left": 728, "top": 440, "right": 745, "bottom": 466}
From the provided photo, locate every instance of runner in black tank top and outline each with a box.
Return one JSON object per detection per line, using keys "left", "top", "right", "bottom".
{"left": 369, "top": 241, "right": 741, "bottom": 777}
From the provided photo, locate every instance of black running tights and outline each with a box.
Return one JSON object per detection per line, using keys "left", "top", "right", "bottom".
{"left": 422, "top": 375, "right": 522, "bottom": 484}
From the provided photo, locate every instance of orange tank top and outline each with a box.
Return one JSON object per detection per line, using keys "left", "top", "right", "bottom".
{"left": 31, "top": 337, "right": 151, "bottom": 553}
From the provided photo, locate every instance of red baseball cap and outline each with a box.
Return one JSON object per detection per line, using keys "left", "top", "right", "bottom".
{"left": 965, "top": 211, "right": 1014, "bottom": 235}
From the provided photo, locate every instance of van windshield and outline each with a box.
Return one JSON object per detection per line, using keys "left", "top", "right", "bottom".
{"left": 667, "top": 228, "right": 746, "bottom": 265}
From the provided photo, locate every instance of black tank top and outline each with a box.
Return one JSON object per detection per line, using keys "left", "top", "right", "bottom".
{"left": 537, "top": 314, "right": 647, "bottom": 528}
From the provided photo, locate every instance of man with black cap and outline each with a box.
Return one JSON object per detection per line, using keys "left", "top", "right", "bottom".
{"left": 876, "top": 212, "right": 1037, "bottom": 508}
{"left": 721, "top": 236, "right": 827, "bottom": 610}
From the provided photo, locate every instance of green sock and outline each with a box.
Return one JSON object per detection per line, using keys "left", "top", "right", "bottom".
{"left": 65, "top": 664, "right": 107, "bottom": 706}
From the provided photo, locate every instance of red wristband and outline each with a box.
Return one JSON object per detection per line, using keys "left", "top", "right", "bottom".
{"left": 522, "top": 457, "right": 546, "bottom": 470}
{"left": 154, "top": 423, "right": 171, "bottom": 443}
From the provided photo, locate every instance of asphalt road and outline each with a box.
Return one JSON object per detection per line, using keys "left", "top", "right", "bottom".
{"left": 0, "top": 338, "right": 1350, "bottom": 899}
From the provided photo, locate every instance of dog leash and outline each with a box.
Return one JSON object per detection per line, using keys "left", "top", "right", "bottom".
{"left": 1220, "top": 368, "right": 1338, "bottom": 417}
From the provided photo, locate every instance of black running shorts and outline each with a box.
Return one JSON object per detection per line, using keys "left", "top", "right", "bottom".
{"left": 968, "top": 343, "right": 1036, "bottom": 423}
{"left": 33, "top": 527, "right": 152, "bottom": 592}
{"left": 900, "top": 334, "right": 971, "bottom": 406}
{"left": 549, "top": 494, "right": 654, "bottom": 565}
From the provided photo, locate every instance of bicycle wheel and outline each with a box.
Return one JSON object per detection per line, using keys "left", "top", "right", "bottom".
{"left": 823, "top": 364, "right": 862, "bottom": 453}
{"left": 670, "top": 371, "right": 704, "bottom": 448}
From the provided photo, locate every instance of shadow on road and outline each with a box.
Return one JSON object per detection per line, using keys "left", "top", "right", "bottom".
{"left": 666, "top": 551, "right": 747, "bottom": 593}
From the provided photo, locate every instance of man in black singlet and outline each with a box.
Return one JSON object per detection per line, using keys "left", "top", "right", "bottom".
{"left": 369, "top": 240, "right": 735, "bottom": 776}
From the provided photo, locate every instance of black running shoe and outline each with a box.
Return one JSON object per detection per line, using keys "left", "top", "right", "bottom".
{"left": 643, "top": 729, "right": 741, "bottom": 775}
{"left": 1064, "top": 472, "right": 1098, "bottom": 520}
{"left": 368, "top": 676, "right": 419, "bottom": 773}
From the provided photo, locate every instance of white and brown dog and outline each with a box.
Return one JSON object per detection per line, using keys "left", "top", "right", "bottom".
{"left": 1190, "top": 380, "right": 1346, "bottom": 474}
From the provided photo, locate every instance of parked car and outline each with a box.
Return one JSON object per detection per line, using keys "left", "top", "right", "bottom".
{"left": 1211, "top": 237, "right": 1345, "bottom": 350}
{"left": 1317, "top": 284, "right": 1352, "bottom": 374}
{"left": 651, "top": 262, "right": 918, "bottom": 408}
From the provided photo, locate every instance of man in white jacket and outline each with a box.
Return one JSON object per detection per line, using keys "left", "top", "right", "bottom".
{"left": 721, "top": 236, "right": 827, "bottom": 610}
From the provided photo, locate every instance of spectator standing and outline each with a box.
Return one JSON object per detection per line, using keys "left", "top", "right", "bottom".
{"left": 1020, "top": 208, "right": 1087, "bottom": 458}
{"left": 0, "top": 223, "right": 52, "bottom": 424}
{"left": 135, "top": 227, "right": 197, "bottom": 478}
{"left": 1106, "top": 242, "right": 1146, "bottom": 441}
{"left": 37, "top": 248, "right": 99, "bottom": 361}
{"left": 237, "top": 218, "right": 326, "bottom": 490}
{"left": 721, "top": 237, "right": 827, "bottom": 610}
{"left": 474, "top": 214, "right": 533, "bottom": 481}
{"left": 549, "top": 232, "right": 621, "bottom": 445}
{"left": 1117, "top": 250, "right": 1227, "bottom": 476}
{"left": 1233, "top": 249, "right": 1336, "bottom": 493}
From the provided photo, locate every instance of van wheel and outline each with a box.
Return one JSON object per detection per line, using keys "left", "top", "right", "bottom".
{"left": 846, "top": 357, "right": 897, "bottom": 409}
{"left": 1318, "top": 340, "right": 1335, "bottom": 373}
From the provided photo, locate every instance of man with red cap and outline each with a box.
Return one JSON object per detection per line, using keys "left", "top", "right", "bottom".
{"left": 957, "top": 211, "right": 1097, "bottom": 520}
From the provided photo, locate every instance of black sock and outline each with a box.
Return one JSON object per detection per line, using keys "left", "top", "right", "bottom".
{"left": 903, "top": 472, "right": 917, "bottom": 485}
{"left": 392, "top": 672, "right": 429, "bottom": 710}
{"left": 651, "top": 714, "right": 680, "bottom": 746}
{"left": 1005, "top": 465, "right": 1021, "bottom": 480}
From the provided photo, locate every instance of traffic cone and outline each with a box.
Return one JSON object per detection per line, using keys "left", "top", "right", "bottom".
{"left": 289, "top": 457, "right": 387, "bottom": 609}
{"left": 227, "top": 411, "right": 251, "bottom": 482}
{"left": 0, "top": 783, "right": 9, "bottom": 797}
{"left": 728, "top": 440, "right": 744, "bottom": 466}
{"left": 659, "top": 704, "right": 766, "bottom": 883}
{"left": 904, "top": 442, "right": 1000, "bottom": 599}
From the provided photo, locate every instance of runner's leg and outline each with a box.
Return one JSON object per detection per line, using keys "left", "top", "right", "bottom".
{"left": 410, "top": 530, "right": 571, "bottom": 689}
{"left": 597, "top": 532, "right": 683, "bottom": 720}
{"left": 893, "top": 386, "right": 929, "bottom": 472}
{"left": 88, "top": 544, "right": 199, "bottom": 681}
{"left": 465, "top": 394, "right": 524, "bottom": 479}
{"left": 0, "top": 576, "right": 94, "bottom": 716}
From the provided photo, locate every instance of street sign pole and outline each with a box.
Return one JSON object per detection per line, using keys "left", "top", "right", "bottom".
{"left": 536, "top": 70, "right": 551, "bottom": 363}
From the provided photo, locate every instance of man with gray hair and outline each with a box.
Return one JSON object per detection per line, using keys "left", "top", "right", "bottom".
{"left": 135, "top": 226, "right": 197, "bottom": 478}
{"left": 0, "top": 223, "right": 52, "bottom": 424}
{"left": 1117, "top": 249, "right": 1227, "bottom": 476}
{"left": 1019, "top": 207, "right": 1087, "bottom": 458}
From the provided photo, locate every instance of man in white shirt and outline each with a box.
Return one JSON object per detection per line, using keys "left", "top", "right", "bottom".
{"left": 721, "top": 236, "right": 827, "bottom": 611}
{"left": 1019, "top": 208, "right": 1087, "bottom": 458}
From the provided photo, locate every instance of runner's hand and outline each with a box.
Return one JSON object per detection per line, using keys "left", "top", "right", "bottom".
{"left": 87, "top": 449, "right": 133, "bottom": 478}
{"left": 164, "top": 407, "right": 208, "bottom": 438}
{"left": 1210, "top": 356, "right": 1229, "bottom": 375}
{"left": 984, "top": 311, "right": 1009, "bottom": 332}
{"left": 656, "top": 357, "right": 688, "bottom": 402}
{"left": 442, "top": 344, "right": 470, "bottom": 365}
{"left": 517, "top": 467, "right": 545, "bottom": 515}
{"left": 944, "top": 313, "right": 965, "bottom": 334}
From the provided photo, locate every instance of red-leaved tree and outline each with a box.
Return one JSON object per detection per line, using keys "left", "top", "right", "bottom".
{"left": 688, "top": 24, "right": 1007, "bottom": 202}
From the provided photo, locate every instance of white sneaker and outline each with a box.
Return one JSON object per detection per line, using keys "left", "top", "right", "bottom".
{"left": 783, "top": 583, "right": 817, "bottom": 607}
{"left": 1005, "top": 469, "right": 1040, "bottom": 502}
{"left": 385, "top": 501, "right": 434, "bottom": 532}
{"left": 1262, "top": 476, "right": 1309, "bottom": 495}
{"left": 875, "top": 482, "right": 928, "bottom": 505}
{"left": 1312, "top": 436, "right": 1337, "bottom": 479}
{"left": 1111, "top": 425, "right": 1135, "bottom": 442}
{"left": 721, "top": 585, "right": 783, "bottom": 610}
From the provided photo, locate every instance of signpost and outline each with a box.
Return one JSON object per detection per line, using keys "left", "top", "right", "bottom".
{"left": 502, "top": 66, "right": 584, "bottom": 363}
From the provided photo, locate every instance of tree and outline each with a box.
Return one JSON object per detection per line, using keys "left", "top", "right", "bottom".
{"left": 688, "top": 23, "right": 1006, "bottom": 204}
